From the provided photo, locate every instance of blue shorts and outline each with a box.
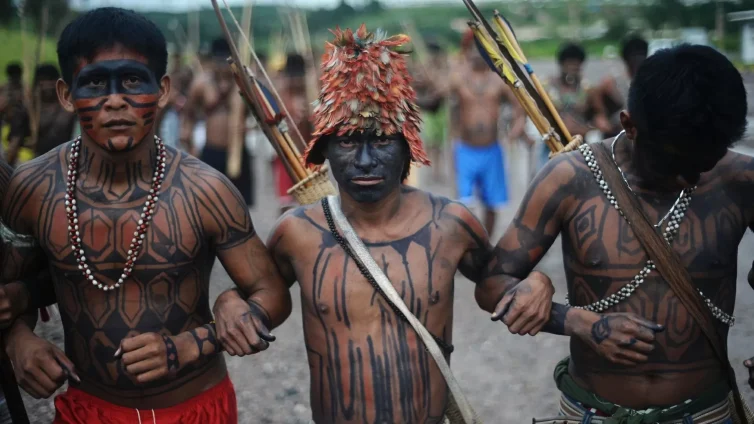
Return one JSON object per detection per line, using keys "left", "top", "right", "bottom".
{"left": 453, "top": 140, "right": 508, "bottom": 208}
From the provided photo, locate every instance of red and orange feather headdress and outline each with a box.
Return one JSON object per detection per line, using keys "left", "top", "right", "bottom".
{"left": 303, "top": 24, "right": 430, "bottom": 167}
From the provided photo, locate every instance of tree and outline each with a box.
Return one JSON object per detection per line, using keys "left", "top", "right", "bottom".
{"left": 22, "top": 0, "right": 70, "bottom": 32}
{"left": 0, "top": 0, "right": 14, "bottom": 24}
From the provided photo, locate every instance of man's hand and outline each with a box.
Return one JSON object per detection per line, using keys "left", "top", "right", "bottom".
{"left": 491, "top": 271, "right": 555, "bottom": 336}
{"left": 0, "top": 282, "right": 27, "bottom": 329}
{"left": 6, "top": 331, "right": 80, "bottom": 398}
{"left": 116, "top": 332, "right": 185, "bottom": 384}
{"left": 574, "top": 311, "right": 664, "bottom": 366}
{"left": 743, "top": 357, "right": 754, "bottom": 389}
{"left": 213, "top": 289, "right": 276, "bottom": 356}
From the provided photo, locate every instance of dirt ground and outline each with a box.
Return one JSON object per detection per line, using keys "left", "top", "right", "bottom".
{"left": 17, "top": 59, "right": 754, "bottom": 423}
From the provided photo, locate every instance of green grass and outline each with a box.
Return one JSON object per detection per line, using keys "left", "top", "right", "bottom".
{"left": 0, "top": 28, "right": 59, "bottom": 84}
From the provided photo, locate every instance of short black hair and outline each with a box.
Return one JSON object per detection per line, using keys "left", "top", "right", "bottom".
{"left": 284, "top": 53, "right": 306, "bottom": 77}
{"left": 557, "top": 43, "right": 586, "bottom": 64}
{"left": 34, "top": 64, "right": 60, "bottom": 85}
{"left": 621, "top": 35, "right": 648, "bottom": 63}
{"left": 6, "top": 63, "right": 22, "bottom": 80}
{"left": 210, "top": 38, "right": 231, "bottom": 59}
{"left": 57, "top": 7, "right": 167, "bottom": 85}
{"left": 628, "top": 44, "right": 747, "bottom": 151}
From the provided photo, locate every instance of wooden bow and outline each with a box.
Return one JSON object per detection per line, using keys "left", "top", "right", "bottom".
{"left": 461, "top": 0, "right": 582, "bottom": 155}
{"left": 210, "top": 0, "right": 312, "bottom": 184}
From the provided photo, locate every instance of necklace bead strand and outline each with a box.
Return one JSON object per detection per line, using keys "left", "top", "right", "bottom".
{"left": 66, "top": 135, "right": 166, "bottom": 291}
{"left": 565, "top": 142, "right": 734, "bottom": 326}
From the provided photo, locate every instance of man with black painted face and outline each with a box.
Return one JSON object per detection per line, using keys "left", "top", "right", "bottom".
{"left": 0, "top": 8, "right": 291, "bottom": 423}
{"left": 213, "top": 25, "right": 556, "bottom": 423}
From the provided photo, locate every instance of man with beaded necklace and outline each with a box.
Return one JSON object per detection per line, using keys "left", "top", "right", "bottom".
{"left": 487, "top": 44, "right": 751, "bottom": 422}
{"left": 0, "top": 8, "right": 292, "bottom": 423}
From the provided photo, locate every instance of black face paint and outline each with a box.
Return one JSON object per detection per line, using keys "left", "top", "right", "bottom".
{"left": 71, "top": 60, "right": 159, "bottom": 98}
{"left": 326, "top": 132, "right": 409, "bottom": 204}
{"left": 71, "top": 59, "right": 160, "bottom": 152}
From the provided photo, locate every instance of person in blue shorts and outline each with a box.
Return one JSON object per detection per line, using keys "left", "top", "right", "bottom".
{"left": 441, "top": 45, "right": 526, "bottom": 235}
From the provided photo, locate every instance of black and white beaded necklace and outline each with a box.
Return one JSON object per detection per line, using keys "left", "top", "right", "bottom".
{"left": 565, "top": 134, "right": 734, "bottom": 326}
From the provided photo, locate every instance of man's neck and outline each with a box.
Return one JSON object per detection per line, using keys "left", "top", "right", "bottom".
{"left": 613, "top": 136, "right": 684, "bottom": 193}
{"left": 77, "top": 134, "right": 157, "bottom": 188}
{"left": 339, "top": 187, "right": 403, "bottom": 229}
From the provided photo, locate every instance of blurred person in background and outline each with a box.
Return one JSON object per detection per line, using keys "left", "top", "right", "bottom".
{"left": 182, "top": 37, "right": 255, "bottom": 207}
{"left": 589, "top": 35, "right": 649, "bottom": 138}
{"left": 1, "top": 63, "right": 28, "bottom": 165}
{"left": 414, "top": 37, "right": 450, "bottom": 183}
{"left": 540, "top": 42, "right": 594, "bottom": 169}
{"left": 275, "top": 53, "right": 311, "bottom": 214}
{"left": 5, "top": 64, "right": 76, "bottom": 164}
{"left": 433, "top": 43, "right": 527, "bottom": 236}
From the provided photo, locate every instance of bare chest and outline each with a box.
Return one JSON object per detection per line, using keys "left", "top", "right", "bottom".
{"left": 562, "top": 191, "right": 746, "bottom": 272}
{"left": 294, "top": 224, "right": 462, "bottom": 331}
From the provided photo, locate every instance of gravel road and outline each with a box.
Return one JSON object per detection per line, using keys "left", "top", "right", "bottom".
{"left": 17, "top": 59, "right": 754, "bottom": 423}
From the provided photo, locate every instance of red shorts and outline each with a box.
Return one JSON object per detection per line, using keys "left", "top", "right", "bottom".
{"left": 273, "top": 157, "right": 295, "bottom": 206}
{"left": 53, "top": 376, "right": 237, "bottom": 424}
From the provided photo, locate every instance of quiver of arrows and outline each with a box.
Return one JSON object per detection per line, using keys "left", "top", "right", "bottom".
{"left": 462, "top": 2, "right": 584, "bottom": 157}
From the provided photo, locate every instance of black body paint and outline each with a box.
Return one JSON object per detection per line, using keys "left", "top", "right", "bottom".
{"left": 162, "top": 335, "right": 180, "bottom": 372}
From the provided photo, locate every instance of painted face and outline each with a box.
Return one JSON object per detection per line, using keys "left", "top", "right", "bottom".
{"left": 70, "top": 55, "right": 160, "bottom": 152}
{"left": 325, "top": 132, "right": 409, "bottom": 204}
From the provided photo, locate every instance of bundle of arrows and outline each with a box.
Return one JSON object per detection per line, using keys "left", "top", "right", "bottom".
{"left": 461, "top": 0, "right": 584, "bottom": 156}
{"left": 211, "top": 0, "right": 336, "bottom": 205}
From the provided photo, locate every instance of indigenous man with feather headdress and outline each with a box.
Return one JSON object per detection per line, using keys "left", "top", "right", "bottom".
{"left": 212, "top": 24, "right": 555, "bottom": 423}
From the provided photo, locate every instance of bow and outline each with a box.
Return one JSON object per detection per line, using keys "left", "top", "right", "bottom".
{"left": 210, "top": 0, "right": 336, "bottom": 203}
{"left": 461, "top": 0, "right": 583, "bottom": 155}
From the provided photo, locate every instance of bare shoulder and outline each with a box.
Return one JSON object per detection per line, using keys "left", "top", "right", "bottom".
{"left": 715, "top": 149, "right": 754, "bottom": 182}
{"left": 170, "top": 147, "right": 252, "bottom": 240}
{"left": 536, "top": 145, "right": 591, "bottom": 184}
{"left": 406, "top": 187, "right": 489, "bottom": 245}
{"left": 267, "top": 201, "right": 328, "bottom": 255}
{"left": 0, "top": 158, "right": 11, "bottom": 200}
{"left": 172, "top": 147, "right": 242, "bottom": 200}
{"left": 2, "top": 144, "right": 67, "bottom": 230}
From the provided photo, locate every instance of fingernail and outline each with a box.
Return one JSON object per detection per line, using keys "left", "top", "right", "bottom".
{"left": 114, "top": 347, "right": 121, "bottom": 358}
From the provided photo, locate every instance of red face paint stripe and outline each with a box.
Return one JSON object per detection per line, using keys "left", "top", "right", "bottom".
{"left": 75, "top": 98, "right": 107, "bottom": 113}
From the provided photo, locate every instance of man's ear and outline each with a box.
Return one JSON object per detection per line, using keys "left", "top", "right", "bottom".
{"left": 157, "top": 75, "right": 171, "bottom": 109}
{"left": 56, "top": 79, "right": 75, "bottom": 113}
{"left": 619, "top": 110, "right": 638, "bottom": 141}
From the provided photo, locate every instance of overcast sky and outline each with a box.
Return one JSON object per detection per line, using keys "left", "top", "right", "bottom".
{"left": 67, "top": 0, "right": 457, "bottom": 12}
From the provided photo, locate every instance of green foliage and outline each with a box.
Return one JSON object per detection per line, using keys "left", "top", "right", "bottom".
{"left": 0, "top": 0, "right": 14, "bottom": 25}
{"left": 0, "top": 28, "right": 59, "bottom": 84}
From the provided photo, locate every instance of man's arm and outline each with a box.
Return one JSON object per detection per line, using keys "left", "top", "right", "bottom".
{"left": 212, "top": 209, "right": 299, "bottom": 357}
{"left": 201, "top": 166, "right": 292, "bottom": 355}
{"left": 179, "top": 78, "right": 201, "bottom": 154}
{"left": 445, "top": 199, "right": 555, "bottom": 336}
{"left": 5, "top": 106, "right": 29, "bottom": 166}
{"left": 1, "top": 160, "right": 57, "bottom": 326}
{"left": 587, "top": 78, "right": 620, "bottom": 135}
{"left": 501, "top": 84, "right": 529, "bottom": 144}
{"left": 0, "top": 160, "right": 77, "bottom": 398}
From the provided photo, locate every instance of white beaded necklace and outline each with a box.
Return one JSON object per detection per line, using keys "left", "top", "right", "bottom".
{"left": 66, "top": 135, "right": 167, "bottom": 291}
{"left": 565, "top": 138, "right": 734, "bottom": 326}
